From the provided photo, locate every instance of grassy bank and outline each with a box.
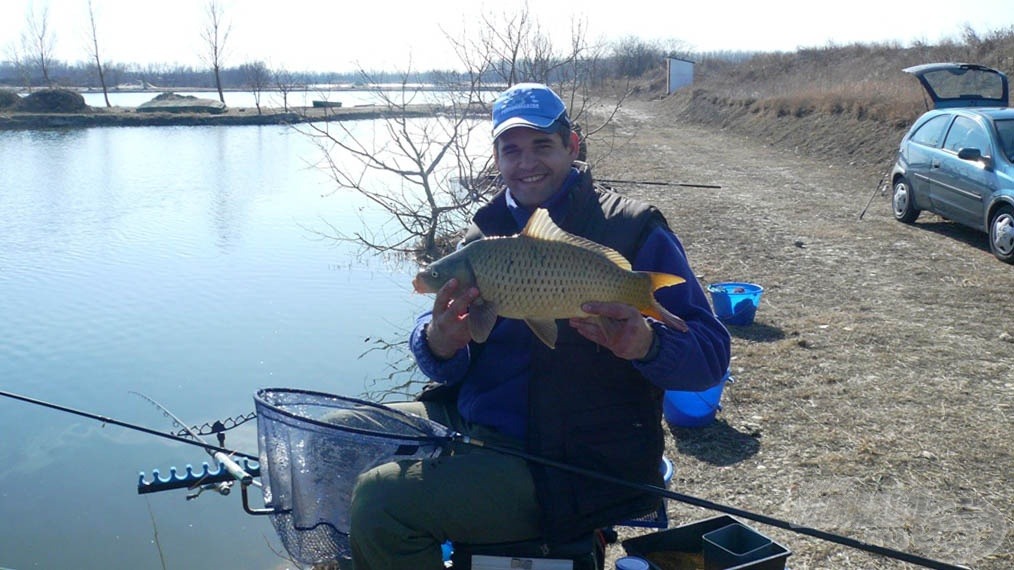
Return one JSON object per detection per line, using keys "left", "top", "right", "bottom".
{"left": 648, "top": 27, "right": 1014, "bottom": 178}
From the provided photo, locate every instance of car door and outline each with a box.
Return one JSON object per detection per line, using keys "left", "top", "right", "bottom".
{"left": 903, "top": 113, "right": 952, "bottom": 208}
{"left": 931, "top": 115, "right": 996, "bottom": 228}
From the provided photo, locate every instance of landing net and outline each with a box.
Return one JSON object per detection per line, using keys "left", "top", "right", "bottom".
{"left": 254, "top": 388, "right": 452, "bottom": 564}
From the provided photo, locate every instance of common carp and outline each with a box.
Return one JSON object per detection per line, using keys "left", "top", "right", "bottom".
{"left": 412, "top": 208, "right": 686, "bottom": 348}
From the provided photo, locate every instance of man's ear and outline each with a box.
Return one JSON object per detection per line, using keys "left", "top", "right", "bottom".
{"left": 568, "top": 131, "right": 580, "bottom": 159}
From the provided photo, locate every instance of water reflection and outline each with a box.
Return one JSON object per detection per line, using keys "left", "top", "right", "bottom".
{"left": 0, "top": 123, "right": 429, "bottom": 570}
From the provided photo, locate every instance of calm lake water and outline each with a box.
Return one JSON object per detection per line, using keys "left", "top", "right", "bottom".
{"left": 0, "top": 110, "right": 440, "bottom": 568}
{"left": 77, "top": 88, "right": 470, "bottom": 109}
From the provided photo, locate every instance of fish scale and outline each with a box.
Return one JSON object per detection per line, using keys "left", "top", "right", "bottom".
{"left": 469, "top": 237, "right": 650, "bottom": 319}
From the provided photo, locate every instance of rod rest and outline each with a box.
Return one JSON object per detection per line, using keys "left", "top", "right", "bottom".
{"left": 137, "top": 459, "right": 261, "bottom": 494}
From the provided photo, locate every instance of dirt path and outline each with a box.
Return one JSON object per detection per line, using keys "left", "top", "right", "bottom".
{"left": 597, "top": 99, "right": 1013, "bottom": 570}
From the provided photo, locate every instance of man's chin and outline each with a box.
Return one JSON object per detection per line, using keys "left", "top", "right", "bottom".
{"left": 509, "top": 184, "right": 555, "bottom": 207}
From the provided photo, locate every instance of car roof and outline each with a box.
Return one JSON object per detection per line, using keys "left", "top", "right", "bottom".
{"left": 973, "top": 107, "right": 1014, "bottom": 120}
{"left": 903, "top": 62, "right": 1009, "bottom": 109}
{"left": 930, "top": 107, "right": 1014, "bottom": 121}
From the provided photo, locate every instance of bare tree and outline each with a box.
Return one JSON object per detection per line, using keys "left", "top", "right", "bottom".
{"left": 240, "top": 61, "right": 270, "bottom": 114}
{"left": 86, "top": 0, "right": 111, "bottom": 107}
{"left": 24, "top": 2, "right": 56, "bottom": 87}
{"left": 447, "top": 3, "right": 628, "bottom": 165}
{"left": 300, "top": 68, "right": 489, "bottom": 261}
{"left": 272, "top": 65, "right": 298, "bottom": 111}
{"left": 306, "top": 3, "right": 625, "bottom": 263}
{"left": 199, "top": 0, "right": 230, "bottom": 104}
{"left": 5, "top": 44, "right": 33, "bottom": 92}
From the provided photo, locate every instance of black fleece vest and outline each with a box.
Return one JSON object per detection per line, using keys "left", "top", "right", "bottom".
{"left": 464, "top": 170, "right": 668, "bottom": 540}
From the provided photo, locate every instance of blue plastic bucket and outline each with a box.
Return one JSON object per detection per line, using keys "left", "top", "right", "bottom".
{"left": 663, "top": 371, "right": 731, "bottom": 427}
{"left": 707, "top": 282, "right": 764, "bottom": 326}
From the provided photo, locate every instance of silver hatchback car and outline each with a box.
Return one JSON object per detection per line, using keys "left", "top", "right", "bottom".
{"left": 890, "top": 62, "right": 1014, "bottom": 264}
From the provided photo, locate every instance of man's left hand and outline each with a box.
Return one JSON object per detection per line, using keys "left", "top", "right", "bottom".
{"left": 569, "top": 302, "right": 656, "bottom": 361}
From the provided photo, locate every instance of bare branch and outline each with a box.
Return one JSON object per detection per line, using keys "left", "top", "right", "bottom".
{"left": 86, "top": 0, "right": 111, "bottom": 107}
{"left": 200, "top": 0, "right": 231, "bottom": 103}
{"left": 25, "top": 2, "right": 56, "bottom": 87}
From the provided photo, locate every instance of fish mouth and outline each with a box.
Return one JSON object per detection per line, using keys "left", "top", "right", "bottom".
{"left": 412, "top": 275, "right": 434, "bottom": 294}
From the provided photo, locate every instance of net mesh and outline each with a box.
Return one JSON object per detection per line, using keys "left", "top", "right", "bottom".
{"left": 254, "top": 388, "right": 452, "bottom": 564}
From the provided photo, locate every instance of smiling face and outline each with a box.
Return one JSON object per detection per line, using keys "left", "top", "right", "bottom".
{"left": 493, "top": 126, "right": 580, "bottom": 208}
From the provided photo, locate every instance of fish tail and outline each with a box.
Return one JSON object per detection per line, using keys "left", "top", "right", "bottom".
{"left": 643, "top": 272, "right": 689, "bottom": 332}
{"left": 647, "top": 271, "right": 685, "bottom": 292}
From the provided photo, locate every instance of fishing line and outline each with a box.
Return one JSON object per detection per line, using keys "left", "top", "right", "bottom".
{"left": 598, "top": 178, "right": 722, "bottom": 189}
{"left": 0, "top": 389, "right": 258, "bottom": 461}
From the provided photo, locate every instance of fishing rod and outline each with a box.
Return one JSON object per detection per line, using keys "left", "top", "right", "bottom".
{"left": 0, "top": 388, "right": 974, "bottom": 569}
{"left": 859, "top": 164, "right": 893, "bottom": 220}
{"left": 458, "top": 434, "right": 972, "bottom": 570}
{"left": 0, "top": 389, "right": 258, "bottom": 462}
{"left": 598, "top": 178, "right": 722, "bottom": 189}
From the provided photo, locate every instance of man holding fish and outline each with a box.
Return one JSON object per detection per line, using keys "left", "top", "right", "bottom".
{"left": 348, "top": 83, "right": 731, "bottom": 569}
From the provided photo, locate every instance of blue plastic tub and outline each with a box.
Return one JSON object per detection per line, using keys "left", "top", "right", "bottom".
{"left": 707, "top": 282, "right": 764, "bottom": 326}
{"left": 663, "top": 370, "right": 731, "bottom": 427}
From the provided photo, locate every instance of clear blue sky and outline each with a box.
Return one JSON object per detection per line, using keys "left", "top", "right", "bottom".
{"left": 3, "top": 0, "right": 1013, "bottom": 73}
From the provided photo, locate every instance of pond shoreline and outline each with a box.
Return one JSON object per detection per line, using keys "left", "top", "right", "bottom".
{"left": 0, "top": 103, "right": 447, "bottom": 130}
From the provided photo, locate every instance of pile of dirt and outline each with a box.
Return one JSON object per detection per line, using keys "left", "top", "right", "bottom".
{"left": 15, "top": 88, "right": 88, "bottom": 113}
{"left": 137, "top": 92, "right": 227, "bottom": 114}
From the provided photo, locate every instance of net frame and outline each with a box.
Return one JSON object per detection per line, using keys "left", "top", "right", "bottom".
{"left": 254, "top": 388, "right": 453, "bottom": 564}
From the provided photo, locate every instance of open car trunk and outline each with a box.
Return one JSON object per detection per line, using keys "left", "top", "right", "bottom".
{"left": 903, "top": 62, "right": 1010, "bottom": 109}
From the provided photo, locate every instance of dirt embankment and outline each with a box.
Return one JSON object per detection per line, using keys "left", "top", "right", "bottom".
{"left": 0, "top": 88, "right": 450, "bottom": 129}
{"left": 0, "top": 103, "right": 446, "bottom": 130}
{"left": 594, "top": 94, "right": 1012, "bottom": 570}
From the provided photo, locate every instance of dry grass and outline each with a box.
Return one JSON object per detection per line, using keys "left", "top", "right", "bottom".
{"left": 589, "top": 36, "right": 1013, "bottom": 569}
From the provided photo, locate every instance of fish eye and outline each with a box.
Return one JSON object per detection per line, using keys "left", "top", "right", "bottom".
{"left": 430, "top": 269, "right": 439, "bottom": 279}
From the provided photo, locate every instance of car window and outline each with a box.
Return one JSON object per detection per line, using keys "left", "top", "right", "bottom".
{"left": 943, "top": 116, "right": 990, "bottom": 155}
{"left": 995, "top": 119, "right": 1014, "bottom": 160}
{"left": 910, "top": 114, "right": 951, "bottom": 147}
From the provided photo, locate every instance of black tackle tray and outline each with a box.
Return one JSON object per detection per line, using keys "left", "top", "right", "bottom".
{"left": 621, "top": 515, "right": 791, "bottom": 570}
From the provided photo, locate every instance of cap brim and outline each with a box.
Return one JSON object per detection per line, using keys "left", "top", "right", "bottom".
{"left": 492, "top": 116, "right": 557, "bottom": 139}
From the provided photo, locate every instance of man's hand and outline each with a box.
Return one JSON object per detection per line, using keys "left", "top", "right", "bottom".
{"left": 569, "top": 301, "right": 657, "bottom": 361}
{"left": 426, "top": 278, "right": 480, "bottom": 359}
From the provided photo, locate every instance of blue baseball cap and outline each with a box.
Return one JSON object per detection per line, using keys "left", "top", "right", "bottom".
{"left": 491, "top": 83, "right": 569, "bottom": 139}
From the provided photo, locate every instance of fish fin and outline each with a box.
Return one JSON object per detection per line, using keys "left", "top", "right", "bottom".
{"left": 468, "top": 299, "right": 499, "bottom": 343}
{"left": 525, "top": 318, "right": 559, "bottom": 349}
{"left": 643, "top": 301, "right": 690, "bottom": 333}
{"left": 522, "top": 208, "right": 632, "bottom": 270}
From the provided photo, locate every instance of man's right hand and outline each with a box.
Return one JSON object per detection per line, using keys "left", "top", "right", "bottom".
{"left": 426, "top": 278, "right": 480, "bottom": 359}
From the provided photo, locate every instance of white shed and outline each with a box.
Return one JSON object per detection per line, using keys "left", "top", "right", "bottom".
{"left": 666, "top": 57, "right": 695, "bottom": 94}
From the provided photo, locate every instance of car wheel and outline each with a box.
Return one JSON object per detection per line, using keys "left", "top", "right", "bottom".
{"left": 891, "top": 177, "right": 920, "bottom": 223}
{"left": 989, "top": 205, "right": 1014, "bottom": 264}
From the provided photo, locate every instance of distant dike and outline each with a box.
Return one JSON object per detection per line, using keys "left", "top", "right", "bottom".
{"left": 0, "top": 104, "right": 445, "bottom": 130}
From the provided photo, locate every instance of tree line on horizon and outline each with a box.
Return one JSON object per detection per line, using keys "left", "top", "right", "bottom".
{"left": 1, "top": 0, "right": 759, "bottom": 101}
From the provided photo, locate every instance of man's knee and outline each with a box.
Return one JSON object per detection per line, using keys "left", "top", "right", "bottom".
{"left": 350, "top": 466, "right": 391, "bottom": 531}
{"left": 350, "top": 460, "right": 423, "bottom": 532}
